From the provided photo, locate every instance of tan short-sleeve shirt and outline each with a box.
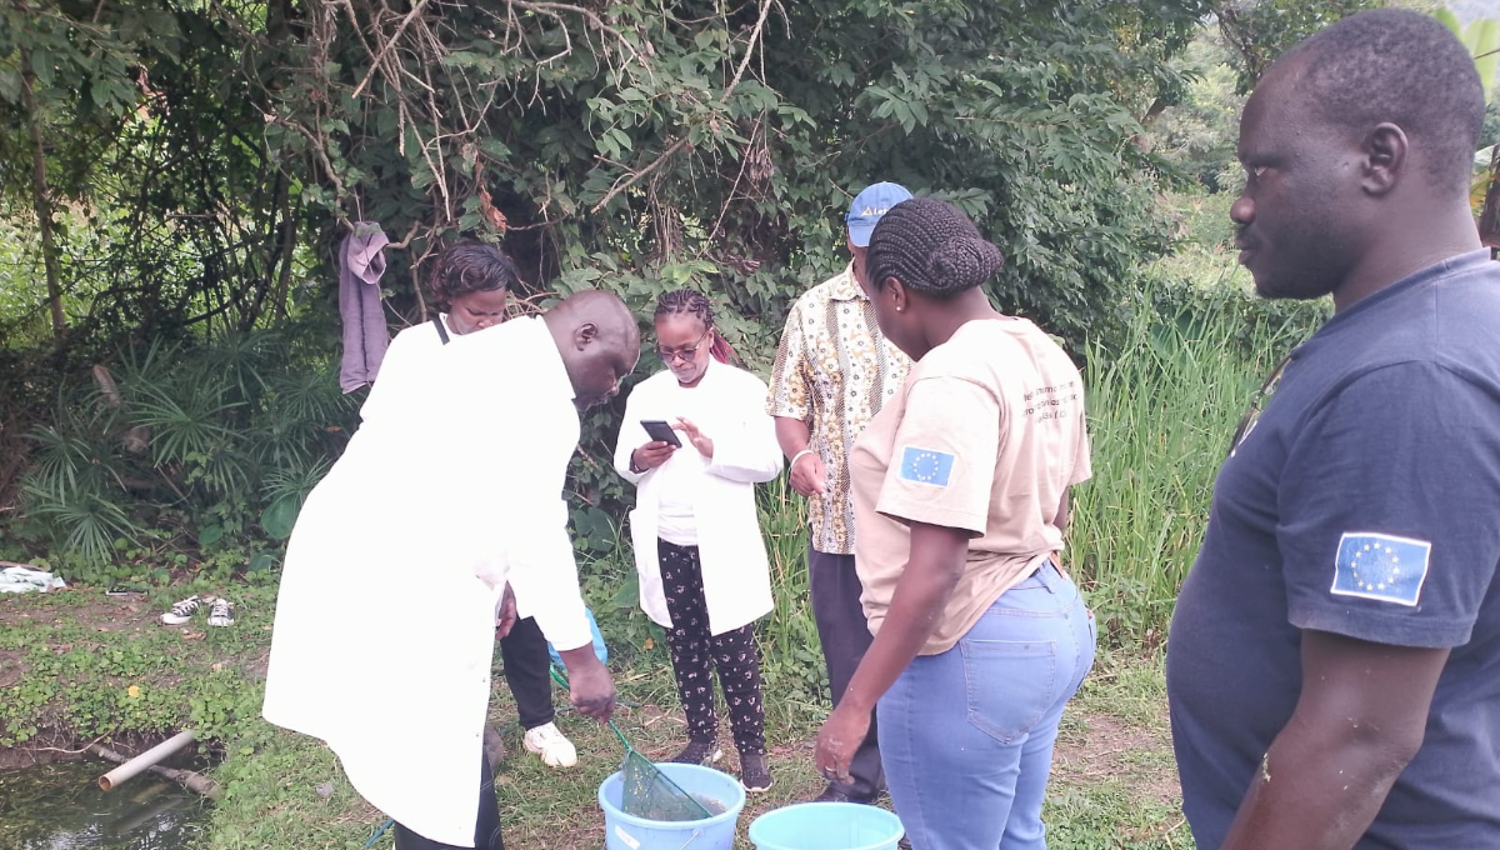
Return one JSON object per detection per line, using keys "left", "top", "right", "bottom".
{"left": 849, "top": 317, "right": 1091, "bottom": 655}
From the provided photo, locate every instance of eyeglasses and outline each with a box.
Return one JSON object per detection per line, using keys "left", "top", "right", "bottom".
{"left": 1227, "top": 352, "right": 1294, "bottom": 456}
{"left": 657, "top": 330, "right": 710, "bottom": 364}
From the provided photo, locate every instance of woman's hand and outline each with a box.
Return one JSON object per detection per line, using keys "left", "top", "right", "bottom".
{"left": 814, "top": 702, "right": 871, "bottom": 786}
{"left": 673, "top": 416, "right": 714, "bottom": 458}
{"left": 633, "top": 440, "right": 676, "bottom": 471}
{"left": 812, "top": 524, "right": 970, "bottom": 781}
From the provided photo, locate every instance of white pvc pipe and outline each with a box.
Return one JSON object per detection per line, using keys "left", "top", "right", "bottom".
{"left": 98, "top": 730, "right": 195, "bottom": 791}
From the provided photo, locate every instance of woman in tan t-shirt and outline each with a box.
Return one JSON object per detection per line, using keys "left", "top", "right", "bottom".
{"left": 813, "top": 198, "right": 1096, "bottom": 850}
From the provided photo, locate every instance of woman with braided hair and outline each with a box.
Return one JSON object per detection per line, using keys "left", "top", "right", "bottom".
{"left": 613, "top": 288, "right": 781, "bottom": 792}
{"left": 813, "top": 198, "right": 1097, "bottom": 849}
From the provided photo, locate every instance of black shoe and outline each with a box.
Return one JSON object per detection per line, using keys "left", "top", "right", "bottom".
{"left": 813, "top": 784, "right": 875, "bottom": 804}
{"left": 740, "top": 752, "right": 772, "bottom": 793}
{"left": 670, "top": 738, "right": 722, "bottom": 765}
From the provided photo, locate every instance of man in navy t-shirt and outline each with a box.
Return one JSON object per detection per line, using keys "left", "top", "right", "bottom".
{"left": 1166, "top": 9, "right": 1500, "bottom": 849}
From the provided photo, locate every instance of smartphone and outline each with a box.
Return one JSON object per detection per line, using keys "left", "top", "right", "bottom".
{"left": 640, "top": 420, "right": 683, "bottom": 447}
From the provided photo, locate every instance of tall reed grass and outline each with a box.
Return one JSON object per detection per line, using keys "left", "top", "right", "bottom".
{"left": 1066, "top": 291, "right": 1324, "bottom": 646}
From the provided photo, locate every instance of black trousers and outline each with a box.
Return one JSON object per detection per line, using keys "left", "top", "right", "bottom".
{"left": 809, "top": 545, "right": 883, "bottom": 801}
{"left": 498, "top": 616, "right": 555, "bottom": 731}
{"left": 658, "top": 539, "right": 766, "bottom": 755}
{"left": 393, "top": 752, "right": 502, "bottom": 849}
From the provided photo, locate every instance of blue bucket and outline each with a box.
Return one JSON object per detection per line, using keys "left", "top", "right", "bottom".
{"left": 598, "top": 762, "right": 745, "bottom": 850}
{"left": 748, "top": 802, "right": 904, "bottom": 850}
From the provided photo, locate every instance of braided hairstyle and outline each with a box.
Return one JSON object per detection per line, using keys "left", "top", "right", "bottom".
{"left": 867, "top": 198, "right": 1004, "bottom": 298}
{"left": 430, "top": 241, "right": 521, "bottom": 311}
{"left": 654, "top": 288, "right": 740, "bottom": 365}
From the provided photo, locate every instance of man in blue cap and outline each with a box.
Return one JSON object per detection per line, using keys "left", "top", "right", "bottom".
{"left": 768, "top": 181, "right": 913, "bottom": 803}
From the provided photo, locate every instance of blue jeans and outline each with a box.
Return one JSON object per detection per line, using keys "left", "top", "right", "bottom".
{"left": 877, "top": 560, "right": 1095, "bottom": 850}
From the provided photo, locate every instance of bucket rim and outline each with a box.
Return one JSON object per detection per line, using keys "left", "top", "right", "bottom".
{"left": 747, "top": 801, "right": 905, "bottom": 850}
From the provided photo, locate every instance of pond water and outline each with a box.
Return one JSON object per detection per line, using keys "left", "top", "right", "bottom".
{"left": 0, "top": 761, "right": 211, "bottom": 849}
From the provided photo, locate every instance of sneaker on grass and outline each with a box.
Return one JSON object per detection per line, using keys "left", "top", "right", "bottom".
{"left": 522, "top": 722, "right": 577, "bottom": 768}
{"left": 160, "top": 596, "right": 202, "bottom": 625}
{"left": 208, "top": 598, "right": 235, "bottom": 627}
{"left": 739, "top": 751, "right": 772, "bottom": 793}
{"left": 669, "top": 738, "right": 722, "bottom": 766}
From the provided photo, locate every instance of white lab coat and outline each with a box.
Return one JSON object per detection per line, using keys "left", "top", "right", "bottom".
{"left": 613, "top": 361, "right": 783, "bottom": 635}
{"left": 357, "top": 315, "right": 455, "bottom": 427}
{"left": 262, "top": 317, "right": 592, "bottom": 848}
{"left": 354, "top": 315, "right": 549, "bottom": 625}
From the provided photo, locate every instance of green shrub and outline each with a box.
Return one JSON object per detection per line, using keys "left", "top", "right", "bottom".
{"left": 16, "top": 323, "right": 358, "bottom": 583}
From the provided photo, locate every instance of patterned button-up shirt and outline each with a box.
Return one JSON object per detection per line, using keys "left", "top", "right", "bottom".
{"left": 767, "top": 264, "right": 910, "bottom": 555}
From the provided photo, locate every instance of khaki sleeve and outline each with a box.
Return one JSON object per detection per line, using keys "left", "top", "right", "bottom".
{"left": 766, "top": 302, "right": 812, "bottom": 421}
{"left": 1070, "top": 398, "right": 1092, "bottom": 485}
{"left": 876, "top": 377, "right": 1000, "bottom": 538}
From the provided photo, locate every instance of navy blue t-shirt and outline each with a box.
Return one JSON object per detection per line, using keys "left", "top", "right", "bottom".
{"left": 1167, "top": 251, "right": 1500, "bottom": 848}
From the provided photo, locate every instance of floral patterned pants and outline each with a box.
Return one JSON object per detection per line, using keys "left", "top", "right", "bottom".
{"left": 658, "top": 539, "right": 766, "bottom": 755}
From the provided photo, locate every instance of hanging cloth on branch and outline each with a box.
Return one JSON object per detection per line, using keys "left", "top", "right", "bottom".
{"left": 339, "top": 221, "right": 392, "bottom": 393}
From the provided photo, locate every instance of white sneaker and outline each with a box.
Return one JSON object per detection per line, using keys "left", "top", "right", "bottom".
{"left": 522, "top": 722, "right": 577, "bottom": 768}
{"left": 208, "top": 598, "right": 234, "bottom": 627}
{"left": 160, "top": 596, "right": 202, "bottom": 625}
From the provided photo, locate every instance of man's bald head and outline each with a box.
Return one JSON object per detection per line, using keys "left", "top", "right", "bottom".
{"left": 544, "top": 290, "right": 641, "bottom": 410}
{"left": 1274, "top": 8, "right": 1484, "bottom": 198}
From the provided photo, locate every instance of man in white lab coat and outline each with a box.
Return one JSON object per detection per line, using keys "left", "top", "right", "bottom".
{"left": 263, "top": 290, "right": 640, "bottom": 849}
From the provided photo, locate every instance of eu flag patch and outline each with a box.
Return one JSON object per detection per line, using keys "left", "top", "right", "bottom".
{"left": 1330, "top": 532, "right": 1431, "bottom": 607}
{"left": 898, "top": 446, "right": 955, "bottom": 487}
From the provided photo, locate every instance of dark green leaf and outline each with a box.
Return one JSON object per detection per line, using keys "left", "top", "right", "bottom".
{"left": 198, "top": 524, "right": 225, "bottom": 547}
{"left": 260, "top": 496, "right": 301, "bottom": 541}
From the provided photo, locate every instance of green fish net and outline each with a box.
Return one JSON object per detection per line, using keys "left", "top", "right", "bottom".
{"left": 548, "top": 666, "right": 711, "bottom": 822}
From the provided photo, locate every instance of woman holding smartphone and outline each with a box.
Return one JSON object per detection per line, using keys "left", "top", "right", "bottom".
{"left": 614, "top": 288, "right": 782, "bottom": 793}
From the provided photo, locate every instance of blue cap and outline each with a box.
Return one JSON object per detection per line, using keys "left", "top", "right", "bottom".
{"left": 845, "top": 182, "right": 913, "bottom": 247}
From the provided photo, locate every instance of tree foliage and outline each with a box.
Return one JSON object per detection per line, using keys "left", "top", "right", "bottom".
{"left": 1147, "top": 32, "right": 1246, "bottom": 194}
{"left": 0, "top": 0, "right": 321, "bottom": 356}
{"left": 309, "top": 0, "right": 1215, "bottom": 343}
{"left": 5, "top": 0, "right": 1235, "bottom": 566}
{"left": 3, "top": 1, "right": 1222, "bottom": 350}
{"left": 16, "top": 323, "right": 353, "bottom": 574}
{"left": 1214, "top": 0, "right": 1392, "bottom": 94}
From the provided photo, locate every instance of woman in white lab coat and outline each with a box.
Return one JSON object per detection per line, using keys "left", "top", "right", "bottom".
{"left": 614, "top": 289, "right": 782, "bottom": 793}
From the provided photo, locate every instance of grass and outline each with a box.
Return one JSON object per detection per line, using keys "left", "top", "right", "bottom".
{"left": 1043, "top": 650, "right": 1190, "bottom": 850}
{"left": 202, "top": 618, "right": 1190, "bottom": 850}
{"left": 1067, "top": 291, "right": 1322, "bottom": 647}
{"left": 1, "top": 582, "right": 1189, "bottom": 850}
{"left": 0, "top": 583, "right": 272, "bottom": 750}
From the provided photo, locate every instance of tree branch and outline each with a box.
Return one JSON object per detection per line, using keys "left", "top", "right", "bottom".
{"left": 19, "top": 48, "right": 68, "bottom": 343}
{"left": 351, "top": 0, "right": 434, "bottom": 99}
{"left": 723, "top": 0, "right": 777, "bottom": 102}
{"left": 590, "top": 137, "right": 688, "bottom": 215}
